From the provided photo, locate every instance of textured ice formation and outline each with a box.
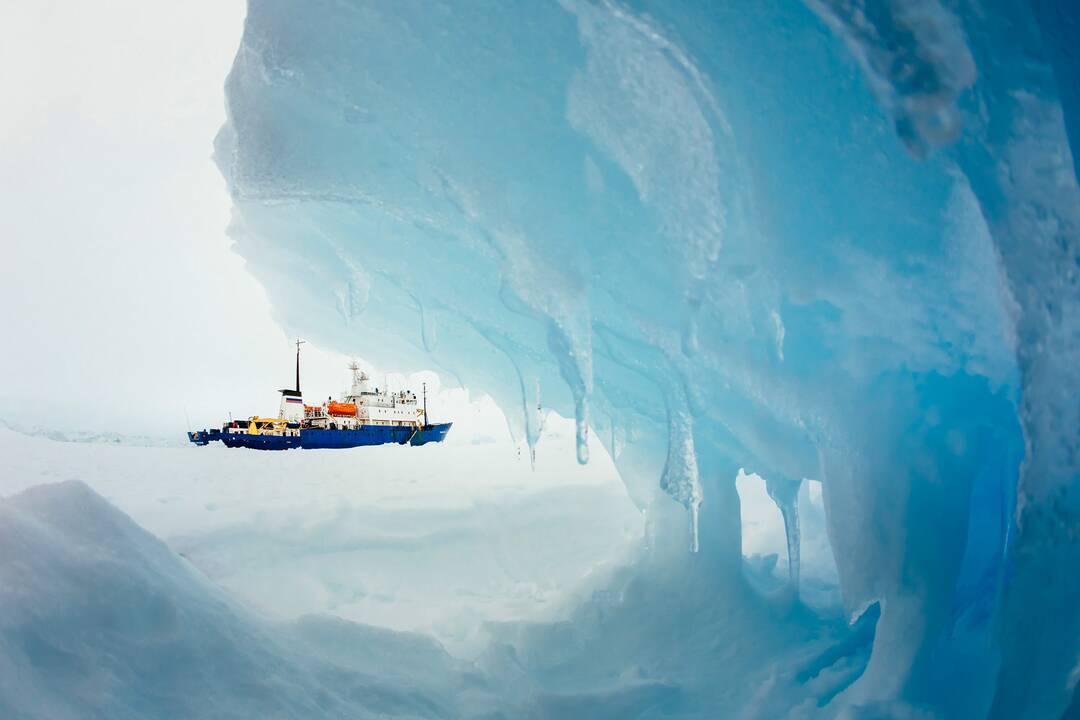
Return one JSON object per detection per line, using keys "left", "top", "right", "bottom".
{"left": 215, "top": 0, "right": 1079, "bottom": 716}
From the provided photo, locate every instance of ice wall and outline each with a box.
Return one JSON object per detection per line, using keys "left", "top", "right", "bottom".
{"left": 216, "top": 0, "right": 1078, "bottom": 716}
{"left": 806, "top": 3, "right": 1080, "bottom": 716}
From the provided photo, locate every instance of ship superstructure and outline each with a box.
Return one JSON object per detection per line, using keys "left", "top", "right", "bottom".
{"left": 188, "top": 341, "right": 451, "bottom": 450}
{"left": 304, "top": 362, "right": 422, "bottom": 430}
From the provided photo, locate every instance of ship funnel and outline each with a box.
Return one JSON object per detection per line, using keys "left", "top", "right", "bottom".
{"left": 278, "top": 339, "right": 306, "bottom": 423}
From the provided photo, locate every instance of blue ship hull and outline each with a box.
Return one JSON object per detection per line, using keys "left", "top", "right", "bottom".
{"left": 219, "top": 432, "right": 301, "bottom": 450}
{"left": 189, "top": 423, "right": 452, "bottom": 450}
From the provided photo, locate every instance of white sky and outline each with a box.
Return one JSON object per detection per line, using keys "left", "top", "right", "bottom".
{"left": 0, "top": 1, "right": 504, "bottom": 439}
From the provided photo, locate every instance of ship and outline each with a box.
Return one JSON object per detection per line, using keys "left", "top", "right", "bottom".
{"left": 188, "top": 340, "right": 452, "bottom": 450}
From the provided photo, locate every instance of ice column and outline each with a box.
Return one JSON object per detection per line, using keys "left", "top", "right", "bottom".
{"left": 765, "top": 476, "right": 802, "bottom": 593}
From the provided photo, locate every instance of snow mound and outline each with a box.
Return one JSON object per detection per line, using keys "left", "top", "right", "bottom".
{"left": 0, "top": 480, "right": 505, "bottom": 719}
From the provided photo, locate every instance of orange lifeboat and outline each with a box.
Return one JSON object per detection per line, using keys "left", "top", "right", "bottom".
{"left": 327, "top": 402, "right": 357, "bottom": 416}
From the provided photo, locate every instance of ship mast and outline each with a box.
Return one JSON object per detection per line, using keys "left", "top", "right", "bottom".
{"left": 295, "top": 338, "right": 305, "bottom": 393}
{"left": 422, "top": 382, "right": 428, "bottom": 426}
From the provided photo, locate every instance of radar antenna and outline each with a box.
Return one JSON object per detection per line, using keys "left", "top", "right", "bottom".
{"left": 348, "top": 359, "right": 365, "bottom": 388}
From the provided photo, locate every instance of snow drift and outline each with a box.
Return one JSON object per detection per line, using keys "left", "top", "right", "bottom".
{"left": 0, "top": 473, "right": 863, "bottom": 718}
{"left": 0, "top": 480, "right": 506, "bottom": 719}
{"left": 213, "top": 0, "right": 1079, "bottom": 717}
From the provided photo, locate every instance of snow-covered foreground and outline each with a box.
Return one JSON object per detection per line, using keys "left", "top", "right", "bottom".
{"left": 1, "top": 425, "right": 875, "bottom": 718}
{"left": 0, "top": 474, "right": 866, "bottom": 720}
{"left": 0, "top": 424, "right": 642, "bottom": 654}
{"left": 0, "top": 479, "right": 509, "bottom": 719}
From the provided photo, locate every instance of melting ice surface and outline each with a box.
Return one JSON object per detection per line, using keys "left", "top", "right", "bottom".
{"left": 211, "top": 0, "right": 1079, "bottom": 717}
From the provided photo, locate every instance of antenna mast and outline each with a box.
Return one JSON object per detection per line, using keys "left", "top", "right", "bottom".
{"left": 422, "top": 382, "right": 428, "bottom": 427}
{"left": 295, "top": 338, "right": 306, "bottom": 393}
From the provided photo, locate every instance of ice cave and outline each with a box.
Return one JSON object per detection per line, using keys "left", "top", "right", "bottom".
{"left": 2, "top": 0, "right": 1079, "bottom": 718}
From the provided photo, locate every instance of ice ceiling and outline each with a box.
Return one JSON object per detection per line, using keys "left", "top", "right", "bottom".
{"left": 214, "top": 0, "right": 1080, "bottom": 717}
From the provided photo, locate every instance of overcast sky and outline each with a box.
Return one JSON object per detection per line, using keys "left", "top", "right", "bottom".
{"left": 0, "top": 1, "right": 495, "bottom": 439}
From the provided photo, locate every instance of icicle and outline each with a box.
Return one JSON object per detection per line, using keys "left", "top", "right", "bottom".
{"left": 765, "top": 476, "right": 802, "bottom": 592}
{"left": 525, "top": 378, "right": 544, "bottom": 467}
{"left": 608, "top": 414, "right": 625, "bottom": 461}
{"left": 495, "top": 349, "right": 540, "bottom": 468}
{"left": 535, "top": 379, "right": 544, "bottom": 431}
{"left": 780, "top": 498, "right": 800, "bottom": 590}
{"left": 660, "top": 405, "right": 703, "bottom": 552}
{"left": 545, "top": 320, "right": 593, "bottom": 466}
{"left": 574, "top": 395, "right": 590, "bottom": 465}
